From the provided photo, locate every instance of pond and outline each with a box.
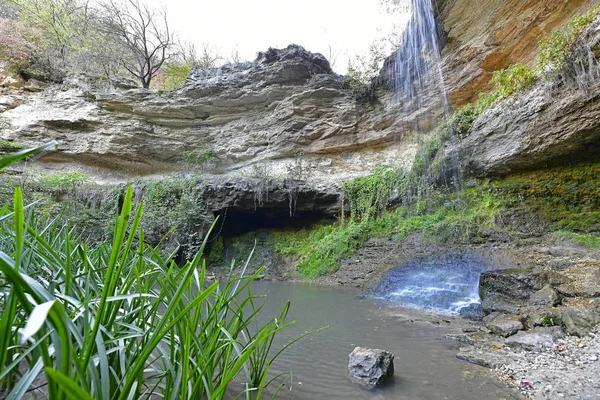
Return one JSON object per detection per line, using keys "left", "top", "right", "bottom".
{"left": 251, "top": 281, "right": 522, "bottom": 400}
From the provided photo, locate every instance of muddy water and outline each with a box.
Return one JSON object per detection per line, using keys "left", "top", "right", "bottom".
{"left": 251, "top": 281, "right": 522, "bottom": 400}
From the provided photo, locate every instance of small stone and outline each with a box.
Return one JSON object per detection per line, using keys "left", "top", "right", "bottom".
{"left": 589, "top": 355, "right": 598, "bottom": 362}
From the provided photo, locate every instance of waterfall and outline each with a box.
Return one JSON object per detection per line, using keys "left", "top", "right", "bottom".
{"left": 371, "top": 254, "right": 486, "bottom": 314}
{"left": 385, "top": 0, "right": 448, "bottom": 115}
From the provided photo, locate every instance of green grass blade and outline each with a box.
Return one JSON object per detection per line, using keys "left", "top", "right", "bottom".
{"left": 0, "top": 141, "right": 57, "bottom": 169}
{"left": 45, "top": 368, "right": 94, "bottom": 400}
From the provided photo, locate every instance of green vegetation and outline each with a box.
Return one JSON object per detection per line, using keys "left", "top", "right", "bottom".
{"left": 343, "top": 166, "right": 403, "bottom": 221}
{"left": 137, "top": 176, "right": 208, "bottom": 258}
{"left": 492, "top": 163, "right": 600, "bottom": 233}
{"left": 38, "top": 171, "right": 90, "bottom": 193}
{"left": 553, "top": 231, "right": 600, "bottom": 249}
{"left": 541, "top": 314, "right": 559, "bottom": 327}
{"left": 0, "top": 139, "right": 23, "bottom": 155}
{"left": 241, "top": 162, "right": 600, "bottom": 278}
{"left": 159, "top": 63, "right": 192, "bottom": 91}
{"left": 0, "top": 145, "right": 303, "bottom": 399}
{"left": 537, "top": 5, "right": 600, "bottom": 74}
{"left": 185, "top": 146, "right": 220, "bottom": 172}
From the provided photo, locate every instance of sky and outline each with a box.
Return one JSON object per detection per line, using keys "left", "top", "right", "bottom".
{"left": 144, "top": 0, "right": 409, "bottom": 73}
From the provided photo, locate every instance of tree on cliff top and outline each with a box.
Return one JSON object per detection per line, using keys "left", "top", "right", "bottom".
{"left": 100, "top": 0, "right": 175, "bottom": 88}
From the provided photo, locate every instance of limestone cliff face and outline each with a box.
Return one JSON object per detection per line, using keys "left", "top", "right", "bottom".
{"left": 437, "top": 0, "right": 598, "bottom": 108}
{"left": 2, "top": 2, "right": 600, "bottom": 188}
{"left": 446, "top": 13, "right": 600, "bottom": 177}
{"left": 0, "top": 45, "right": 413, "bottom": 184}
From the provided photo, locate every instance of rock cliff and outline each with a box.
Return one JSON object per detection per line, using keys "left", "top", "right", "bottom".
{"left": 1, "top": 1, "right": 600, "bottom": 204}
{"left": 0, "top": 45, "right": 414, "bottom": 184}
{"left": 446, "top": 12, "right": 600, "bottom": 177}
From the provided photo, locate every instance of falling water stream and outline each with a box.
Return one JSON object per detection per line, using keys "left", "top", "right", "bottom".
{"left": 371, "top": 253, "right": 486, "bottom": 314}
{"left": 386, "top": 0, "right": 448, "bottom": 115}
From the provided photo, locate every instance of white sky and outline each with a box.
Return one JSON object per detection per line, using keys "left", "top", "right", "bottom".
{"left": 145, "top": 0, "right": 408, "bottom": 73}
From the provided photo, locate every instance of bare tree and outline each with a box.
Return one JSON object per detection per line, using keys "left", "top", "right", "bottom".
{"left": 173, "top": 40, "right": 224, "bottom": 69}
{"left": 324, "top": 44, "right": 339, "bottom": 70}
{"left": 226, "top": 43, "right": 243, "bottom": 64}
{"left": 101, "top": 0, "right": 174, "bottom": 88}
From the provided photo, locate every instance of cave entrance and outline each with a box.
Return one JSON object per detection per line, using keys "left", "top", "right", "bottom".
{"left": 213, "top": 207, "right": 334, "bottom": 239}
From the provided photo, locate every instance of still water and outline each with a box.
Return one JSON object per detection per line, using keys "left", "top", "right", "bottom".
{"left": 249, "top": 281, "right": 521, "bottom": 400}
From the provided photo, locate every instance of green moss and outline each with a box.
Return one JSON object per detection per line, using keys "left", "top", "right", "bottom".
{"left": 491, "top": 163, "right": 600, "bottom": 232}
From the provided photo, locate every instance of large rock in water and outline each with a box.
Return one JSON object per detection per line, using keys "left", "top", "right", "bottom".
{"left": 348, "top": 347, "right": 394, "bottom": 389}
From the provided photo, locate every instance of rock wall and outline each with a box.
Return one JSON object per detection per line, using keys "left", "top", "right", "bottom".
{"left": 437, "top": 0, "right": 598, "bottom": 108}
{"left": 446, "top": 13, "right": 600, "bottom": 177}
{"left": 2, "top": 2, "right": 600, "bottom": 199}
{"left": 0, "top": 45, "right": 415, "bottom": 185}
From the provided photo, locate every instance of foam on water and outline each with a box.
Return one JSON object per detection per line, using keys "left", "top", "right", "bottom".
{"left": 371, "top": 253, "right": 487, "bottom": 314}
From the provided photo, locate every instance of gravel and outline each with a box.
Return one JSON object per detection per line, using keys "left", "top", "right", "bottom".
{"left": 493, "top": 329, "right": 600, "bottom": 399}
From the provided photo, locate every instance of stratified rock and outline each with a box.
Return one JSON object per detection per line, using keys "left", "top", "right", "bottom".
{"left": 445, "top": 14, "right": 600, "bottom": 177}
{"left": 530, "top": 285, "right": 562, "bottom": 307}
{"left": 483, "top": 312, "right": 524, "bottom": 337}
{"left": 1, "top": 45, "right": 416, "bottom": 183}
{"left": 562, "top": 309, "right": 600, "bottom": 337}
{"left": 480, "top": 269, "right": 569, "bottom": 305}
{"left": 505, "top": 327, "right": 565, "bottom": 352}
{"left": 348, "top": 347, "right": 394, "bottom": 389}
{"left": 435, "top": 0, "right": 597, "bottom": 107}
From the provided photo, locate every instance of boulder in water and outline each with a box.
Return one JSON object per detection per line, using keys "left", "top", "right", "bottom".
{"left": 348, "top": 347, "right": 394, "bottom": 389}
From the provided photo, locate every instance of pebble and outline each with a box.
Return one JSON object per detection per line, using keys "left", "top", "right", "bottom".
{"left": 491, "top": 330, "right": 600, "bottom": 399}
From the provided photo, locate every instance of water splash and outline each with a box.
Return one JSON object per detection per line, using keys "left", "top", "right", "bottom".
{"left": 370, "top": 254, "right": 487, "bottom": 314}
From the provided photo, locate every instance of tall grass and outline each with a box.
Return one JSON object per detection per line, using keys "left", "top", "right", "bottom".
{"left": 0, "top": 144, "right": 300, "bottom": 399}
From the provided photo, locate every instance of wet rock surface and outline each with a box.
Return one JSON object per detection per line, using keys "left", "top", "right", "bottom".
{"left": 348, "top": 347, "right": 394, "bottom": 389}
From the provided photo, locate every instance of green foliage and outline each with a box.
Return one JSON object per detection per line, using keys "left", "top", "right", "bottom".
{"left": 0, "top": 139, "right": 23, "bottom": 155}
{"left": 540, "top": 314, "right": 558, "bottom": 327}
{"left": 0, "top": 187, "right": 301, "bottom": 399}
{"left": 137, "top": 176, "right": 208, "bottom": 257}
{"left": 159, "top": 63, "right": 191, "bottom": 91}
{"left": 492, "top": 163, "right": 600, "bottom": 233}
{"left": 552, "top": 231, "right": 600, "bottom": 249}
{"left": 348, "top": 78, "right": 378, "bottom": 104}
{"left": 185, "top": 145, "right": 219, "bottom": 172}
{"left": 537, "top": 5, "right": 600, "bottom": 74}
{"left": 445, "top": 64, "right": 537, "bottom": 138}
{"left": 38, "top": 171, "right": 90, "bottom": 193}
{"left": 343, "top": 166, "right": 403, "bottom": 221}
{"left": 270, "top": 183, "right": 501, "bottom": 277}
{"left": 490, "top": 64, "right": 537, "bottom": 98}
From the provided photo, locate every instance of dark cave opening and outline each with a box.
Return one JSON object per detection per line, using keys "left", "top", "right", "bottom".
{"left": 212, "top": 207, "right": 335, "bottom": 239}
